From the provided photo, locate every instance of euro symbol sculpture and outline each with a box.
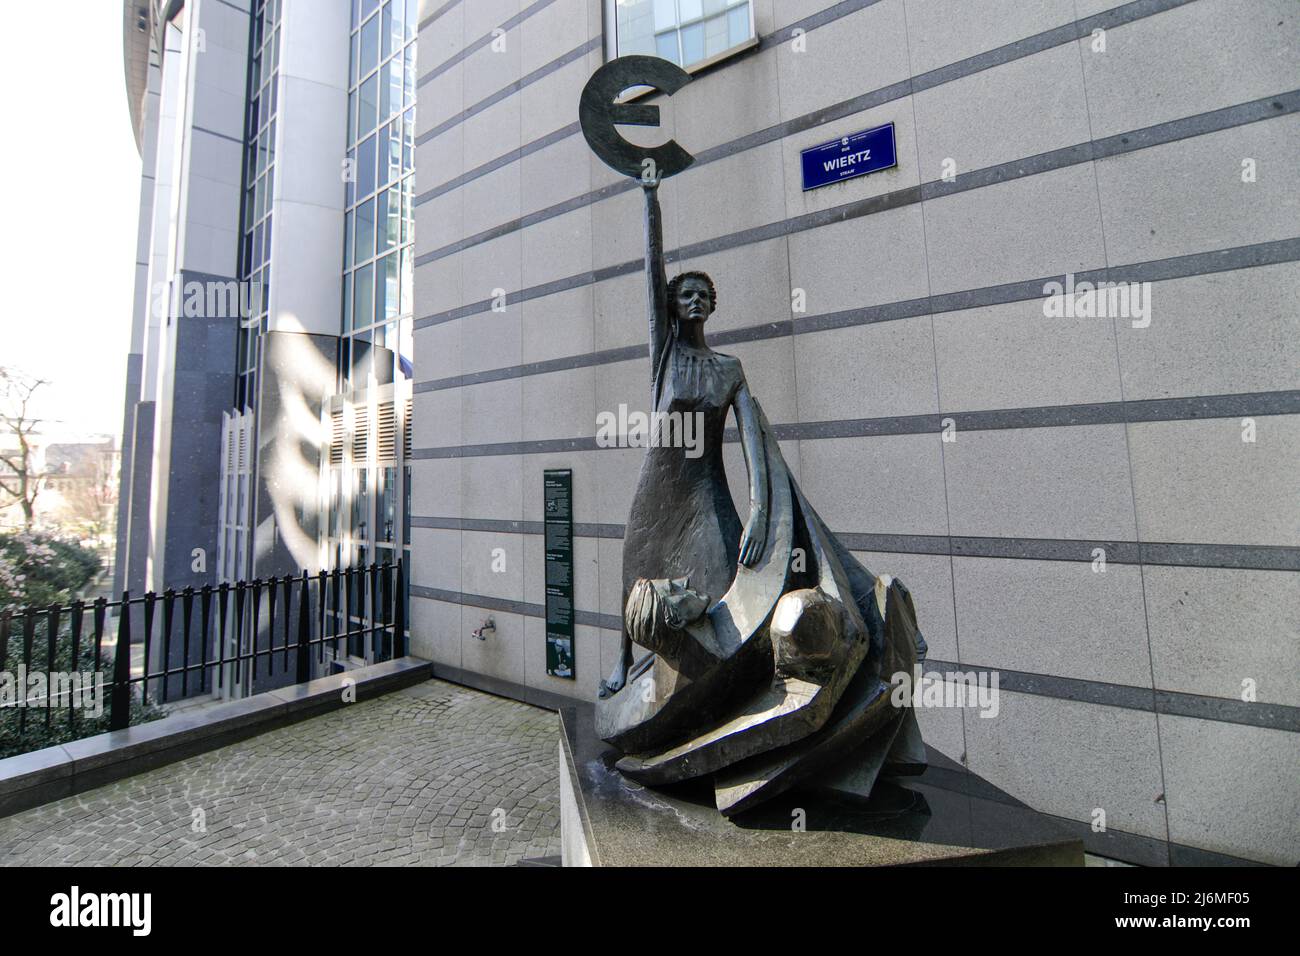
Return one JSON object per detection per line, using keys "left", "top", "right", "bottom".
{"left": 579, "top": 55, "right": 694, "bottom": 181}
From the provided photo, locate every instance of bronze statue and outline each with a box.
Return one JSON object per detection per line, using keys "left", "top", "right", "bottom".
{"left": 582, "top": 57, "right": 927, "bottom": 816}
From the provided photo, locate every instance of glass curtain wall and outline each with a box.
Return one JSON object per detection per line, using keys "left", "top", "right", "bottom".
{"left": 342, "top": 0, "right": 417, "bottom": 388}
{"left": 322, "top": 0, "right": 416, "bottom": 663}
{"left": 235, "top": 0, "right": 282, "bottom": 410}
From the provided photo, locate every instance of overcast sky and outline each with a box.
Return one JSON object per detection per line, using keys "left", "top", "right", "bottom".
{"left": 0, "top": 1, "right": 141, "bottom": 442}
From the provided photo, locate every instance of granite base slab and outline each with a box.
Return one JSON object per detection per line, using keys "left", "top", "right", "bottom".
{"left": 559, "top": 704, "right": 1083, "bottom": 867}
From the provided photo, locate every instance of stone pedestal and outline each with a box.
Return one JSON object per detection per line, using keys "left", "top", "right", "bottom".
{"left": 559, "top": 704, "right": 1083, "bottom": 867}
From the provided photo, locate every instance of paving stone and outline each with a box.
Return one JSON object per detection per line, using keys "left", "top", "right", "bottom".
{"left": 0, "top": 680, "right": 562, "bottom": 867}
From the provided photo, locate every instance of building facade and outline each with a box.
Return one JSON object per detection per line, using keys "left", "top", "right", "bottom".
{"left": 117, "top": 0, "right": 417, "bottom": 691}
{"left": 406, "top": 0, "right": 1298, "bottom": 867}
{"left": 116, "top": 0, "right": 1298, "bottom": 866}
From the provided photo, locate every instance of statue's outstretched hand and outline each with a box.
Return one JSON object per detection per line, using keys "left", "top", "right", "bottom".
{"left": 739, "top": 504, "right": 768, "bottom": 567}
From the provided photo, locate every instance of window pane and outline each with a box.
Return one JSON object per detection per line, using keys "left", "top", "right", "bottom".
{"left": 382, "top": 1, "right": 393, "bottom": 62}
{"left": 374, "top": 123, "right": 390, "bottom": 191}
{"left": 346, "top": 148, "right": 356, "bottom": 206}
{"left": 705, "top": 12, "right": 728, "bottom": 58}
{"left": 728, "top": 2, "right": 749, "bottom": 46}
{"left": 381, "top": 253, "right": 399, "bottom": 321}
{"left": 342, "top": 271, "right": 352, "bottom": 330}
{"left": 653, "top": 0, "right": 675, "bottom": 30}
{"left": 381, "top": 466, "right": 396, "bottom": 542}
{"left": 358, "top": 73, "right": 378, "bottom": 135}
{"left": 353, "top": 262, "right": 374, "bottom": 330}
{"left": 391, "top": 0, "right": 405, "bottom": 48}
{"left": 680, "top": 22, "right": 704, "bottom": 64}
{"left": 399, "top": 248, "right": 412, "bottom": 315}
{"left": 360, "top": 12, "right": 379, "bottom": 77}
{"left": 655, "top": 31, "right": 678, "bottom": 62}
{"left": 379, "top": 187, "right": 399, "bottom": 251}
{"left": 357, "top": 132, "right": 376, "bottom": 198}
{"left": 403, "top": 44, "right": 415, "bottom": 106}
{"left": 355, "top": 197, "right": 375, "bottom": 262}
{"left": 344, "top": 209, "right": 354, "bottom": 268}
{"left": 387, "top": 56, "right": 402, "bottom": 122}
{"left": 616, "top": 0, "right": 658, "bottom": 55}
{"left": 402, "top": 109, "right": 414, "bottom": 172}
{"left": 622, "top": 0, "right": 751, "bottom": 67}
{"left": 400, "top": 175, "right": 413, "bottom": 244}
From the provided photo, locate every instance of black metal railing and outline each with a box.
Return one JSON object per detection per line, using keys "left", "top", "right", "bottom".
{"left": 0, "top": 560, "right": 406, "bottom": 749}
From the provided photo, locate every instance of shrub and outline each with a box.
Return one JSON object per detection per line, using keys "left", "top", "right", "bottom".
{"left": 0, "top": 531, "right": 101, "bottom": 612}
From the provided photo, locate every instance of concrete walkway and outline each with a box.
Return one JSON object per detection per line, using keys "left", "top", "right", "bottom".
{"left": 0, "top": 680, "right": 562, "bottom": 866}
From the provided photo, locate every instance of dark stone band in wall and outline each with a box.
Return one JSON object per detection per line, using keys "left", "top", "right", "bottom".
{"left": 415, "top": 122, "right": 581, "bottom": 206}
{"left": 417, "top": 0, "right": 462, "bottom": 34}
{"left": 411, "top": 95, "right": 1299, "bottom": 340}
{"left": 408, "top": 517, "right": 1300, "bottom": 573}
{"left": 415, "top": 37, "right": 602, "bottom": 147}
{"left": 413, "top": 237, "right": 1300, "bottom": 393}
{"left": 414, "top": 88, "right": 1298, "bottom": 274}
{"left": 409, "top": 387, "right": 1300, "bottom": 467}
{"left": 417, "top": 0, "right": 561, "bottom": 89}
{"left": 408, "top": 586, "right": 1300, "bottom": 734}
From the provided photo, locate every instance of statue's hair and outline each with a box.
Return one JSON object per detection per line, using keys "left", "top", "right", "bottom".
{"left": 667, "top": 271, "right": 718, "bottom": 316}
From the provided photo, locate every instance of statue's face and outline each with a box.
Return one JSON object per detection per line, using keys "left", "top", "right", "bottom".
{"left": 674, "top": 277, "right": 712, "bottom": 324}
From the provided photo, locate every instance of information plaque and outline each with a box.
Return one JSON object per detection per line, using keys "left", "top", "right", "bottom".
{"left": 544, "top": 469, "right": 575, "bottom": 679}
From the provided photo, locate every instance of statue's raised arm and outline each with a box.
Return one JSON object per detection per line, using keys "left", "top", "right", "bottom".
{"left": 644, "top": 182, "right": 671, "bottom": 406}
{"left": 577, "top": 54, "right": 694, "bottom": 407}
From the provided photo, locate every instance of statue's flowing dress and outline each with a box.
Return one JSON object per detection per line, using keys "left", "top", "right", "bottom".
{"left": 620, "top": 338, "right": 745, "bottom": 616}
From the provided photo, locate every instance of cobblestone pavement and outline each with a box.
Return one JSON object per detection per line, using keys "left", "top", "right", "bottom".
{"left": 0, "top": 680, "right": 562, "bottom": 866}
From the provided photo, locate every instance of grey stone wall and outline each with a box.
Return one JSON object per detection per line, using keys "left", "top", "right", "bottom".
{"left": 410, "top": 0, "right": 1300, "bottom": 865}
{"left": 148, "top": 273, "right": 241, "bottom": 595}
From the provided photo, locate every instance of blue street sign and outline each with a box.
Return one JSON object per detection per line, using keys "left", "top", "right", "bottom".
{"left": 800, "top": 122, "right": 897, "bottom": 191}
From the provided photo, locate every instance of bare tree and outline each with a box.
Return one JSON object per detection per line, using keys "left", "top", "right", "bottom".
{"left": 0, "top": 368, "right": 51, "bottom": 530}
{"left": 56, "top": 447, "right": 118, "bottom": 544}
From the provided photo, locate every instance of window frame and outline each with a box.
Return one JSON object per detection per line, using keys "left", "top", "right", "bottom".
{"left": 602, "top": 0, "right": 758, "bottom": 75}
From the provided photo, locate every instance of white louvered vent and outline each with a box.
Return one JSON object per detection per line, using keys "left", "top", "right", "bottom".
{"left": 403, "top": 397, "right": 413, "bottom": 459}
{"left": 330, "top": 407, "right": 345, "bottom": 465}
{"left": 377, "top": 400, "right": 396, "bottom": 462}
{"left": 353, "top": 412, "right": 368, "bottom": 460}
